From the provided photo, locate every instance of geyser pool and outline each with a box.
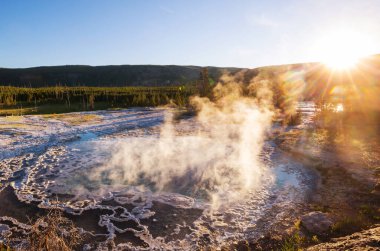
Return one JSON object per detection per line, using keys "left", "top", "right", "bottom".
{"left": 0, "top": 103, "right": 317, "bottom": 249}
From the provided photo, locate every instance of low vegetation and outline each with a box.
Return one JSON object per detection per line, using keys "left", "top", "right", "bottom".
{"left": 8, "top": 210, "right": 83, "bottom": 251}
{"left": 0, "top": 243, "right": 11, "bottom": 251}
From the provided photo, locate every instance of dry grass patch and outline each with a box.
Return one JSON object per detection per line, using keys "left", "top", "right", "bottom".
{"left": 0, "top": 123, "right": 28, "bottom": 129}
{"left": 18, "top": 210, "right": 83, "bottom": 251}
{"left": 0, "top": 108, "right": 36, "bottom": 116}
{"left": 0, "top": 116, "right": 26, "bottom": 128}
{"left": 42, "top": 114, "right": 102, "bottom": 125}
{"left": 2, "top": 116, "right": 24, "bottom": 122}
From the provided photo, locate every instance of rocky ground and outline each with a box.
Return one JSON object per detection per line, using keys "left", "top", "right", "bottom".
{"left": 263, "top": 112, "right": 380, "bottom": 250}
{"left": 307, "top": 225, "right": 380, "bottom": 251}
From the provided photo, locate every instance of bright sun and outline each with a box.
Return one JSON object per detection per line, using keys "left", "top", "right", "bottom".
{"left": 314, "top": 29, "right": 375, "bottom": 70}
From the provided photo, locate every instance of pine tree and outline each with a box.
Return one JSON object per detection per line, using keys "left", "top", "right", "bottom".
{"left": 198, "top": 67, "right": 211, "bottom": 97}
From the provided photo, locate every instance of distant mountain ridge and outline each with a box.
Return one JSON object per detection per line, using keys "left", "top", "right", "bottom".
{"left": 0, "top": 65, "right": 244, "bottom": 87}
{"left": 1, "top": 54, "right": 379, "bottom": 88}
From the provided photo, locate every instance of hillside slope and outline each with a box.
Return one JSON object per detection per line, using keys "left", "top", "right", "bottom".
{"left": 0, "top": 65, "right": 243, "bottom": 87}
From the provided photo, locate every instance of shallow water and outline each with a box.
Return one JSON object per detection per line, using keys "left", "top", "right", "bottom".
{"left": 0, "top": 106, "right": 316, "bottom": 250}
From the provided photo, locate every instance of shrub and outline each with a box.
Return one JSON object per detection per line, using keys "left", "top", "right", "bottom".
{"left": 280, "top": 233, "right": 304, "bottom": 251}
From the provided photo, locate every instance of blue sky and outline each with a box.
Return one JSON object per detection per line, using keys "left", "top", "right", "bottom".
{"left": 1, "top": 0, "right": 380, "bottom": 68}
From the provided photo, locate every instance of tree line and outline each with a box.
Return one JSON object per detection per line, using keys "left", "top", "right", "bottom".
{"left": 0, "top": 86, "right": 195, "bottom": 110}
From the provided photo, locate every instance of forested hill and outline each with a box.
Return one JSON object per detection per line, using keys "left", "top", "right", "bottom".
{"left": 0, "top": 65, "right": 243, "bottom": 87}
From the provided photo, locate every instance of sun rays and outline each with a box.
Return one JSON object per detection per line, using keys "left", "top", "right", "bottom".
{"left": 312, "top": 29, "right": 376, "bottom": 71}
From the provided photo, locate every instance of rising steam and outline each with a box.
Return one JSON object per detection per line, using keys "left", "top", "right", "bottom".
{"left": 89, "top": 74, "right": 274, "bottom": 206}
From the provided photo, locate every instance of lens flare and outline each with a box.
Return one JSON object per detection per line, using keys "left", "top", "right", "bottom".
{"left": 312, "top": 29, "right": 376, "bottom": 70}
{"left": 335, "top": 103, "right": 344, "bottom": 112}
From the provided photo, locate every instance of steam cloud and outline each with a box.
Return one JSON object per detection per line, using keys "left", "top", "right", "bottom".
{"left": 89, "top": 74, "right": 274, "bottom": 207}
